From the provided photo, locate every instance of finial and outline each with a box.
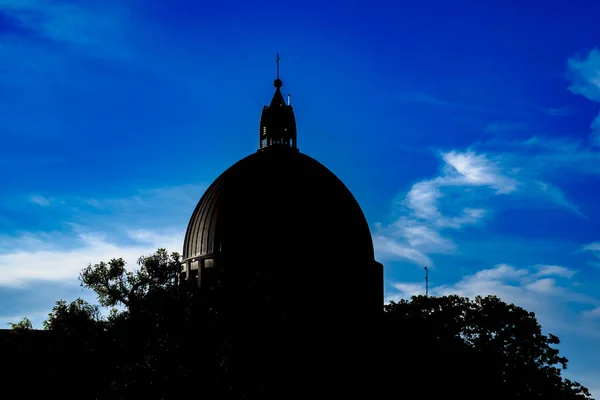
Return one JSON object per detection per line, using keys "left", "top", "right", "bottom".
{"left": 274, "top": 52, "right": 282, "bottom": 89}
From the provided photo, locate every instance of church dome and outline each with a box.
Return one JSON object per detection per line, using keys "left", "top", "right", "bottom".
{"left": 182, "top": 146, "right": 375, "bottom": 264}
{"left": 178, "top": 55, "right": 382, "bottom": 399}
{"left": 179, "top": 54, "right": 382, "bottom": 323}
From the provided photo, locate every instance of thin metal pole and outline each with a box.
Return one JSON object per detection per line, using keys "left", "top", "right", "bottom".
{"left": 424, "top": 266, "right": 429, "bottom": 297}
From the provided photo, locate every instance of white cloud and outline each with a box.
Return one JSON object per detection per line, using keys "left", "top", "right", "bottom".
{"left": 477, "top": 135, "right": 600, "bottom": 176}
{"left": 375, "top": 136, "right": 586, "bottom": 273}
{"left": 533, "top": 180, "right": 585, "bottom": 217}
{"left": 407, "top": 151, "right": 511, "bottom": 225}
{"left": 79, "top": 184, "right": 205, "bottom": 214}
{"left": 373, "top": 234, "right": 433, "bottom": 267}
{"left": 405, "top": 180, "right": 442, "bottom": 221}
{"left": 582, "top": 242, "right": 600, "bottom": 252}
{"left": 525, "top": 277, "right": 560, "bottom": 294}
{"left": 0, "top": 0, "right": 133, "bottom": 57}
{"left": 581, "top": 242, "right": 600, "bottom": 267}
{"left": 15, "top": 184, "right": 207, "bottom": 238}
{"left": 541, "top": 107, "right": 571, "bottom": 117}
{"left": 395, "top": 91, "right": 481, "bottom": 112}
{"left": 568, "top": 48, "right": 600, "bottom": 144}
{"left": 568, "top": 48, "right": 600, "bottom": 103}
{"left": 374, "top": 213, "right": 457, "bottom": 266}
{"left": 582, "top": 306, "right": 600, "bottom": 319}
{"left": 468, "top": 138, "right": 586, "bottom": 213}
{"left": 386, "top": 263, "right": 600, "bottom": 337}
{"left": 375, "top": 150, "right": 521, "bottom": 266}
{"left": 0, "top": 184, "right": 205, "bottom": 288}
{"left": 592, "top": 114, "right": 600, "bottom": 146}
{"left": 29, "top": 195, "right": 51, "bottom": 206}
{"left": 0, "top": 184, "right": 203, "bottom": 331}
{"left": 399, "top": 223, "right": 455, "bottom": 252}
{"left": 0, "top": 229, "right": 184, "bottom": 288}
{"left": 536, "top": 264, "right": 577, "bottom": 279}
{"left": 84, "top": 198, "right": 104, "bottom": 209}
{"left": 441, "top": 150, "right": 518, "bottom": 193}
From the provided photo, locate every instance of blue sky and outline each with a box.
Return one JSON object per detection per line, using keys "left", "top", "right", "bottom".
{"left": 1, "top": 0, "right": 600, "bottom": 392}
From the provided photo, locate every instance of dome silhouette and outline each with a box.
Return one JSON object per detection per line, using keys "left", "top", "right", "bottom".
{"left": 178, "top": 54, "right": 382, "bottom": 398}
{"left": 179, "top": 54, "right": 382, "bottom": 326}
{"left": 182, "top": 147, "right": 375, "bottom": 265}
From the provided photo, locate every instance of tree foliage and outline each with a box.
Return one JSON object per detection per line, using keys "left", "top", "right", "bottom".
{"left": 0, "top": 249, "right": 594, "bottom": 400}
{"left": 43, "top": 298, "right": 103, "bottom": 332}
{"left": 6, "top": 317, "right": 32, "bottom": 331}
{"left": 78, "top": 248, "right": 181, "bottom": 312}
{"left": 383, "top": 295, "right": 593, "bottom": 399}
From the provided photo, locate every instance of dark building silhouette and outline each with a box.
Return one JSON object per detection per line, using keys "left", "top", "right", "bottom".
{"left": 181, "top": 54, "right": 383, "bottom": 305}
{"left": 0, "top": 55, "right": 384, "bottom": 399}
{"left": 181, "top": 55, "right": 383, "bottom": 314}
{"left": 180, "top": 54, "right": 383, "bottom": 397}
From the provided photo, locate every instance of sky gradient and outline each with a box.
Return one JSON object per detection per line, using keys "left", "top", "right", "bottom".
{"left": 1, "top": 0, "right": 600, "bottom": 393}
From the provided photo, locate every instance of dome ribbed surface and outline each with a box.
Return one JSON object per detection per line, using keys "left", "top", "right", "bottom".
{"left": 182, "top": 148, "right": 374, "bottom": 263}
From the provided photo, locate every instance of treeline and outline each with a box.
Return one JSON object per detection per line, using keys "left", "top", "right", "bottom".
{"left": 0, "top": 249, "right": 593, "bottom": 400}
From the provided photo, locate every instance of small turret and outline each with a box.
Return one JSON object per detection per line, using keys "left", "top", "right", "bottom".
{"left": 259, "top": 53, "right": 297, "bottom": 151}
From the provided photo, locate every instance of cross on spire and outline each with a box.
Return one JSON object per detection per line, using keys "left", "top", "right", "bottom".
{"left": 274, "top": 53, "right": 283, "bottom": 89}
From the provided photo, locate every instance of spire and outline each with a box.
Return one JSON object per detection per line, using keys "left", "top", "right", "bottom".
{"left": 259, "top": 53, "right": 297, "bottom": 151}
{"left": 274, "top": 53, "right": 282, "bottom": 89}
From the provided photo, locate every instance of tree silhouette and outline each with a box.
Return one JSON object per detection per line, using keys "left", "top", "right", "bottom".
{"left": 383, "top": 295, "right": 594, "bottom": 400}
{"left": 0, "top": 249, "right": 594, "bottom": 400}
{"left": 6, "top": 316, "right": 32, "bottom": 331}
{"left": 43, "top": 298, "right": 103, "bottom": 332}
{"left": 78, "top": 248, "right": 181, "bottom": 313}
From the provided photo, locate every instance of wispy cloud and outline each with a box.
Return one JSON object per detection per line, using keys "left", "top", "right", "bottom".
{"left": 592, "top": 114, "right": 600, "bottom": 146}
{"left": 582, "top": 306, "right": 600, "bottom": 319}
{"left": 535, "top": 264, "right": 577, "bottom": 279}
{"left": 395, "top": 91, "right": 480, "bottom": 111}
{"left": 568, "top": 48, "right": 600, "bottom": 144}
{"left": 386, "top": 263, "right": 600, "bottom": 336}
{"left": 0, "top": 181, "right": 206, "bottom": 333}
{"left": 29, "top": 195, "right": 51, "bottom": 206}
{"left": 372, "top": 233, "right": 435, "bottom": 267}
{"left": 581, "top": 242, "right": 600, "bottom": 268}
{"left": 374, "top": 150, "right": 507, "bottom": 265}
{"left": 0, "top": 184, "right": 206, "bottom": 288}
{"left": 533, "top": 180, "right": 585, "bottom": 217}
{"left": 0, "top": 0, "right": 133, "bottom": 57}
{"left": 374, "top": 146, "right": 581, "bottom": 267}
{"left": 76, "top": 184, "right": 206, "bottom": 218}
{"left": 541, "top": 107, "right": 571, "bottom": 117}
{"left": 0, "top": 227, "right": 184, "bottom": 288}
{"left": 568, "top": 48, "right": 600, "bottom": 102}
{"left": 0, "top": 0, "right": 157, "bottom": 143}
{"left": 476, "top": 135, "right": 600, "bottom": 176}
{"left": 441, "top": 150, "right": 518, "bottom": 193}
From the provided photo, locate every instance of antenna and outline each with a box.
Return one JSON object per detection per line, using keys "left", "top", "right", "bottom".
{"left": 276, "top": 53, "right": 280, "bottom": 80}
{"left": 424, "top": 266, "right": 429, "bottom": 297}
{"left": 287, "top": 94, "right": 290, "bottom": 105}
